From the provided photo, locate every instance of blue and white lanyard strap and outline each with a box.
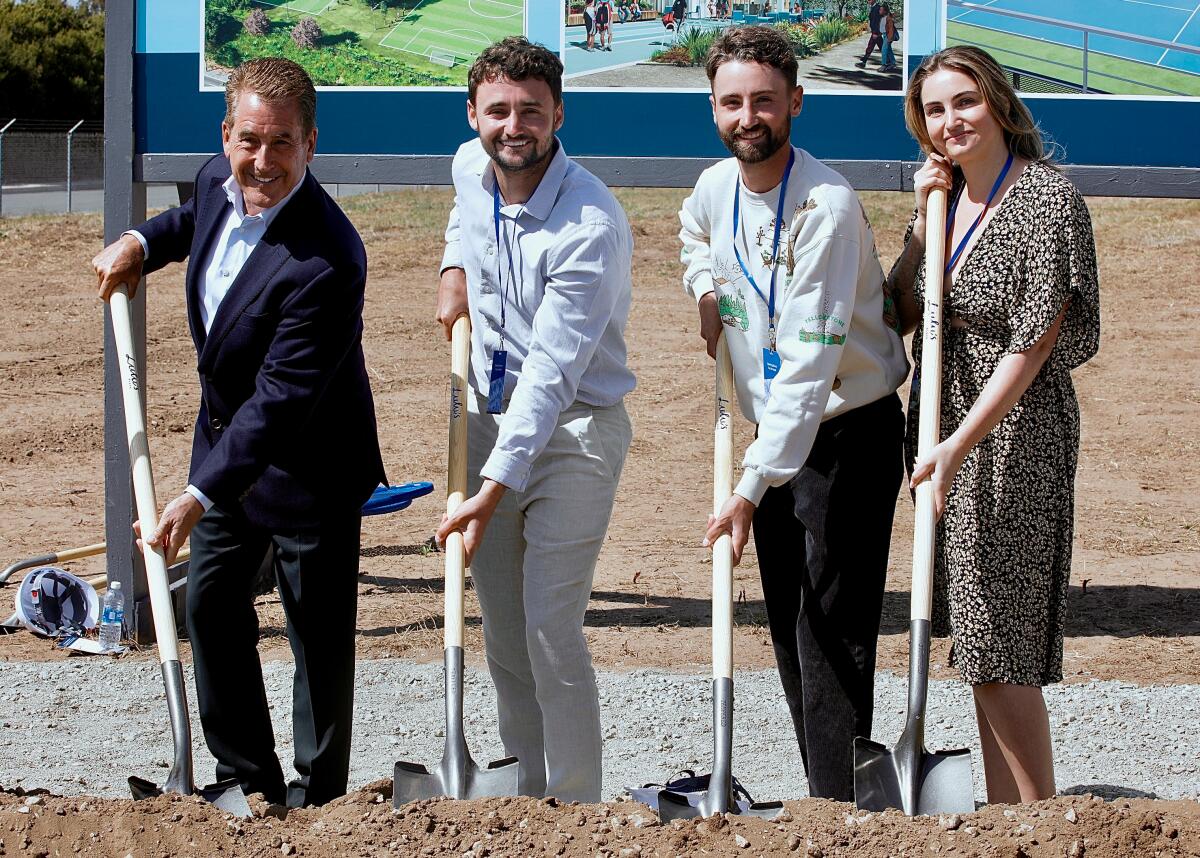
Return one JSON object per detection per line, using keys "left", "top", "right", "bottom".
{"left": 944, "top": 150, "right": 1013, "bottom": 276}
{"left": 492, "top": 185, "right": 510, "bottom": 349}
{"left": 732, "top": 147, "right": 795, "bottom": 351}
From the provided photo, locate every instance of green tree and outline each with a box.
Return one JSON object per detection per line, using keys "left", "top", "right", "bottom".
{"left": 0, "top": 0, "right": 105, "bottom": 118}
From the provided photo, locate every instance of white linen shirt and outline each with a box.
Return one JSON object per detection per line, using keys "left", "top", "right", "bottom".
{"left": 440, "top": 138, "right": 635, "bottom": 493}
{"left": 128, "top": 170, "right": 305, "bottom": 512}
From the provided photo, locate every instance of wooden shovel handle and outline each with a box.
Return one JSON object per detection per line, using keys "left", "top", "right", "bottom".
{"left": 444, "top": 314, "right": 471, "bottom": 650}
{"left": 84, "top": 547, "right": 190, "bottom": 591}
{"left": 108, "top": 287, "right": 180, "bottom": 662}
{"left": 53, "top": 543, "right": 107, "bottom": 563}
{"left": 712, "top": 335, "right": 735, "bottom": 680}
{"left": 911, "top": 188, "right": 948, "bottom": 623}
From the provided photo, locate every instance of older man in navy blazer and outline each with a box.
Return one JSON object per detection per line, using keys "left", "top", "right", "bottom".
{"left": 92, "top": 58, "right": 384, "bottom": 808}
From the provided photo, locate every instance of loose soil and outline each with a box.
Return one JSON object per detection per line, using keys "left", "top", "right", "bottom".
{"left": 0, "top": 189, "right": 1197, "bottom": 854}
{"left": 1, "top": 782, "right": 1198, "bottom": 857}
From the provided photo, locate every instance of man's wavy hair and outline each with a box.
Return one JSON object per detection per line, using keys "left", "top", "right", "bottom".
{"left": 224, "top": 57, "right": 317, "bottom": 135}
{"left": 468, "top": 37, "right": 564, "bottom": 104}
{"left": 706, "top": 25, "right": 798, "bottom": 88}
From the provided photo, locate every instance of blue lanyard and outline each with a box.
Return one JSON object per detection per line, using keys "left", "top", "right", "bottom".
{"left": 732, "top": 147, "right": 794, "bottom": 350}
{"left": 944, "top": 150, "right": 1013, "bottom": 276}
{"left": 492, "top": 185, "right": 511, "bottom": 345}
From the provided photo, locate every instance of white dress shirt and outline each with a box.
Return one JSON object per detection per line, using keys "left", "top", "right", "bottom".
{"left": 127, "top": 171, "right": 306, "bottom": 512}
{"left": 441, "top": 138, "right": 636, "bottom": 493}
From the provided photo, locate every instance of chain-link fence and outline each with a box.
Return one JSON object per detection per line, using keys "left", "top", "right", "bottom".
{"left": 0, "top": 118, "right": 103, "bottom": 217}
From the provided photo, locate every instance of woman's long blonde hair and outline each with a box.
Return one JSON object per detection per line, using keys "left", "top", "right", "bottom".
{"left": 904, "top": 46, "right": 1045, "bottom": 162}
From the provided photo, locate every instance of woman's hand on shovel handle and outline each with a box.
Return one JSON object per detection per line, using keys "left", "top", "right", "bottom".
{"left": 92, "top": 233, "right": 146, "bottom": 301}
{"left": 437, "top": 479, "right": 506, "bottom": 566}
{"left": 132, "top": 493, "right": 204, "bottom": 565}
{"left": 703, "top": 494, "right": 756, "bottom": 565}
{"left": 909, "top": 438, "right": 965, "bottom": 522}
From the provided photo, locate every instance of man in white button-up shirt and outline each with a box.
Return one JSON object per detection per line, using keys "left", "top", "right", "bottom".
{"left": 434, "top": 37, "right": 634, "bottom": 803}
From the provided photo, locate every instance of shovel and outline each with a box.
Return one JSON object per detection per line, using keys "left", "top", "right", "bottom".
{"left": 853, "top": 188, "right": 975, "bottom": 816}
{"left": 393, "top": 314, "right": 519, "bottom": 805}
{"left": 107, "top": 286, "right": 251, "bottom": 817}
{"left": 657, "top": 335, "right": 782, "bottom": 821}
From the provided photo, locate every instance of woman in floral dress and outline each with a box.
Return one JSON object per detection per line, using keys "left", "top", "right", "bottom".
{"left": 888, "top": 46, "right": 1100, "bottom": 803}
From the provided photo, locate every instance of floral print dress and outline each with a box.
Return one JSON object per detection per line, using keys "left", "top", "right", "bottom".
{"left": 904, "top": 160, "right": 1101, "bottom": 686}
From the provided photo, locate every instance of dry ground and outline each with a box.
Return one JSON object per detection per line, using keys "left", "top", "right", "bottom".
{"left": 1, "top": 781, "right": 1198, "bottom": 857}
{"left": 0, "top": 190, "right": 1197, "bottom": 686}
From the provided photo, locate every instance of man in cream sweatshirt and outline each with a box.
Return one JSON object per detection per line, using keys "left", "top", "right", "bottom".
{"left": 680, "top": 25, "right": 908, "bottom": 801}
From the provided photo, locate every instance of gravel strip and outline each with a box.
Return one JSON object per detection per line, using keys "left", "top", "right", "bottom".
{"left": 0, "top": 659, "right": 1195, "bottom": 803}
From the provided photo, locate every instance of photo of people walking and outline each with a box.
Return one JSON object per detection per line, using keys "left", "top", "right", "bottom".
{"left": 565, "top": 0, "right": 904, "bottom": 89}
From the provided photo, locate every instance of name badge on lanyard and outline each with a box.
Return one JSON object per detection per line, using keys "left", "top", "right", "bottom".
{"left": 489, "top": 185, "right": 511, "bottom": 415}
{"left": 488, "top": 348, "right": 507, "bottom": 415}
{"left": 732, "top": 148, "right": 794, "bottom": 401}
{"left": 762, "top": 347, "right": 781, "bottom": 398}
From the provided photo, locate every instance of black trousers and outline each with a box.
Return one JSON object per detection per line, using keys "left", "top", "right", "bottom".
{"left": 187, "top": 504, "right": 361, "bottom": 808}
{"left": 751, "top": 393, "right": 903, "bottom": 801}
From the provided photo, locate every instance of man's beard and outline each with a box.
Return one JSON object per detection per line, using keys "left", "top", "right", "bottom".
{"left": 484, "top": 135, "right": 555, "bottom": 174}
{"left": 719, "top": 122, "right": 788, "bottom": 163}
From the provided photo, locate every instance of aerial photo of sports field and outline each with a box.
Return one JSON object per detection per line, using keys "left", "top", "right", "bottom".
{"left": 946, "top": 0, "right": 1200, "bottom": 96}
{"left": 204, "top": 0, "right": 526, "bottom": 87}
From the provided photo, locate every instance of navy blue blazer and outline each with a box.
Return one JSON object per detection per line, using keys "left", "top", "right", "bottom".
{"left": 137, "top": 156, "right": 386, "bottom": 529}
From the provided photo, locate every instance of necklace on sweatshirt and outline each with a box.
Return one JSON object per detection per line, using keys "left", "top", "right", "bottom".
{"left": 732, "top": 146, "right": 794, "bottom": 398}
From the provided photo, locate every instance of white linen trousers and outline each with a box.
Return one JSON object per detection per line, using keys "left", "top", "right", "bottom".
{"left": 467, "top": 395, "right": 632, "bottom": 803}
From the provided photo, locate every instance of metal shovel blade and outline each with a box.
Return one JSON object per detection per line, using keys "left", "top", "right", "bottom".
{"left": 853, "top": 736, "right": 974, "bottom": 816}
{"left": 393, "top": 646, "right": 519, "bottom": 805}
{"left": 658, "top": 787, "right": 784, "bottom": 822}
{"left": 128, "top": 774, "right": 252, "bottom": 817}
{"left": 393, "top": 751, "right": 520, "bottom": 805}
{"left": 128, "top": 660, "right": 253, "bottom": 817}
{"left": 656, "top": 679, "right": 782, "bottom": 822}
{"left": 853, "top": 620, "right": 974, "bottom": 816}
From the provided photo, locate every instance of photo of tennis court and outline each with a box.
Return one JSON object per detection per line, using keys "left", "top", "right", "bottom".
{"left": 204, "top": 0, "right": 525, "bottom": 87}
{"left": 565, "top": 15, "right": 706, "bottom": 78}
{"left": 380, "top": 0, "right": 524, "bottom": 67}
{"left": 946, "top": 0, "right": 1200, "bottom": 95}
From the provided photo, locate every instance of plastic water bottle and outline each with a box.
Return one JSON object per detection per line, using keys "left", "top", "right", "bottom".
{"left": 99, "top": 581, "right": 124, "bottom": 652}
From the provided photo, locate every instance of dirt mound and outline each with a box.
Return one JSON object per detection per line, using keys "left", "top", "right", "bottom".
{"left": 0, "top": 782, "right": 1196, "bottom": 857}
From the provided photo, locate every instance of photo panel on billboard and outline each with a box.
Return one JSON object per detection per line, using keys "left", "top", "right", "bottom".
{"left": 943, "top": 0, "right": 1200, "bottom": 98}
{"left": 562, "top": 0, "right": 909, "bottom": 92}
{"left": 202, "top": 0, "right": 529, "bottom": 88}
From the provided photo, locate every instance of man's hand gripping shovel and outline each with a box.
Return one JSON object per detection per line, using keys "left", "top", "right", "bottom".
{"left": 852, "top": 187, "right": 975, "bottom": 816}
{"left": 108, "top": 286, "right": 251, "bottom": 817}
{"left": 656, "top": 335, "right": 782, "bottom": 821}
{"left": 392, "top": 315, "right": 519, "bottom": 804}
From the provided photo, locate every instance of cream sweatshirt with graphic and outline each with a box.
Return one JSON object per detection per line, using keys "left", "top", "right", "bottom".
{"left": 679, "top": 147, "right": 909, "bottom": 506}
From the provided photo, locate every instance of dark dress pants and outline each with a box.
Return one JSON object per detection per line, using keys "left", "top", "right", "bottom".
{"left": 861, "top": 32, "right": 882, "bottom": 60}
{"left": 751, "top": 393, "right": 903, "bottom": 801}
{"left": 186, "top": 503, "right": 361, "bottom": 808}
